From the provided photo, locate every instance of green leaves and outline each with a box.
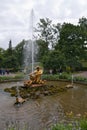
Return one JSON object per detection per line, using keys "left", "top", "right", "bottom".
{"left": 52, "top": 118, "right": 87, "bottom": 130}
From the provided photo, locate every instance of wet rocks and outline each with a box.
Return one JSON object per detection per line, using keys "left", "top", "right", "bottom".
{"left": 4, "top": 84, "right": 67, "bottom": 100}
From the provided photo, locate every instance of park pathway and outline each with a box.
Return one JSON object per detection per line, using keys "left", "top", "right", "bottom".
{"left": 74, "top": 71, "right": 87, "bottom": 78}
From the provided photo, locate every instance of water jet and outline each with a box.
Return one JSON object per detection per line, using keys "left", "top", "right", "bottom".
{"left": 66, "top": 74, "right": 74, "bottom": 88}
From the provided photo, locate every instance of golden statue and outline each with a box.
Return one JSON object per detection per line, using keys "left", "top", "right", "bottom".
{"left": 24, "top": 66, "right": 44, "bottom": 87}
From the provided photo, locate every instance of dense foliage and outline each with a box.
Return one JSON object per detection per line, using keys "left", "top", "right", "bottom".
{"left": 0, "top": 17, "right": 87, "bottom": 72}
{"left": 36, "top": 17, "right": 87, "bottom": 72}
{"left": 52, "top": 118, "right": 87, "bottom": 130}
{"left": 0, "top": 40, "right": 25, "bottom": 72}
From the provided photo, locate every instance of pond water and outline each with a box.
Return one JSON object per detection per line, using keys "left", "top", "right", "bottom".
{"left": 0, "top": 81, "right": 87, "bottom": 130}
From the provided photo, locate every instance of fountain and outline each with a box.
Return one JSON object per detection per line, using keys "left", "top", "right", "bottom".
{"left": 15, "top": 82, "right": 26, "bottom": 105}
{"left": 23, "top": 9, "right": 45, "bottom": 88}
{"left": 1, "top": 9, "right": 87, "bottom": 130}
{"left": 66, "top": 74, "right": 74, "bottom": 88}
{"left": 24, "top": 66, "right": 45, "bottom": 87}
{"left": 31, "top": 9, "right": 34, "bottom": 73}
{"left": 23, "top": 9, "right": 35, "bottom": 76}
{"left": 1, "top": 80, "right": 87, "bottom": 129}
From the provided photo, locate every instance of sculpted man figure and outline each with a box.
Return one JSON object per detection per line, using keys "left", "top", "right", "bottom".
{"left": 24, "top": 66, "right": 44, "bottom": 87}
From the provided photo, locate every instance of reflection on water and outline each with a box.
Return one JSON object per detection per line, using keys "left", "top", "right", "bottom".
{"left": 0, "top": 81, "right": 87, "bottom": 129}
{"left": 58, "top": 84, "right": 87, "bottom": 115}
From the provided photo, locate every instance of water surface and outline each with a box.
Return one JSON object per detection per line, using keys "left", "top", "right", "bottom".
{"left": 0, "top": 81, "right": 87, "bottom": 129}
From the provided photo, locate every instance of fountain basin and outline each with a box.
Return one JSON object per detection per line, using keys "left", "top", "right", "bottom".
{"left": 4, "top": 82, "right": 67, "bottom": 100}
{"left": 0, "top": 81, "right": 87, "bottom": 130}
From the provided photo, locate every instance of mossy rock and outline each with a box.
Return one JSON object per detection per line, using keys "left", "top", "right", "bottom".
{"left": 4, "top": 84, "right": 67, "bottom": 99}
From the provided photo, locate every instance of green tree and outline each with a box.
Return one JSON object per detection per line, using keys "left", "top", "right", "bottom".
{"left": 2, "top": 40, "right": 25, "bottom": 71}
{"left": 55, "top": 23, "right": 87, "bottom": 70}
{"left": 42, "top": 50, "right": 66, "bottom": 71}
{"left": 7, "top": 40, "right": 13, "bottom": 55}
{"left": 36, "top": 39, "right": 48, "bottom": 60}
{"left": 14, "top": 40, "right": 25, "bottom": 68}
{"left": 0, "top": 48, "right": 5, "bottom": 68}
{"left": 52, "top": 23, "right": 62, "bottom": 48}
{"left": 36, "top": 18, "right": 54, "bottom": 60}
{"left": 3, "top": 55, "right": 18, "bottom": 70}
{"left": 79, "top": 17, "right": 87, "bottom": 30}
{"left": 78, "top": 17, "right": 87, "bottom": 61}
{"left": 37, "top": 18, "right": 53, "bottom": 45}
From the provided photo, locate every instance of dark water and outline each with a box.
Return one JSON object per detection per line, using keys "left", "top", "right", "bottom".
{"left": 0, "top": 81, "right": 87, "bottom": 130}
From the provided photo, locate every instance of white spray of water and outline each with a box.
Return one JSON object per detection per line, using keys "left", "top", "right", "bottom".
{"left": 71, "top": 74, "right": 74, "bottom": 85}
{"left": 16, "top": 82, "right": 20, "bottom": 97}
{"left": 31, "top": 9, "right": 34, "bottom": 73}
{"left": 23, "top": 9, "right": 39, "bottom": 78}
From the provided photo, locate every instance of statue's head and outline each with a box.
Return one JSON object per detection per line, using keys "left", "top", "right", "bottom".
{"left": 36, "top": 66, "right": 40, "bottom": 70}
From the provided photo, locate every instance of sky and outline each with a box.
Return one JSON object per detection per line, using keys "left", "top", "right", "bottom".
{"left": 0, "top": 0, "right": 87, "bottom": 49}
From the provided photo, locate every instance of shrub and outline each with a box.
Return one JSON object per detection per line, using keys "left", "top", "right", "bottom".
{"left": 51, "top": 118, "right": 87, "bottom": 130}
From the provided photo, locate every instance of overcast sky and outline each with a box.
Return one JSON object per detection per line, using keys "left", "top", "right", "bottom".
{"left": 0, "top": 0, "right": 87, "bottom": 49}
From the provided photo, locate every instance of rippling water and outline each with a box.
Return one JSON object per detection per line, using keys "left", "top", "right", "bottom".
{"left": 0, "top": 81, "right": 87, "bottom": 130}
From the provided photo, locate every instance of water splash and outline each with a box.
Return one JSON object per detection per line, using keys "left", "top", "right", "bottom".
{"left": 71, "top": 74, "right": 74, "bottom": 85}
{"left": 23, "top": 9, "right": 38, "bottom": 78}
{"left": 16, "top": 82, "right": 20, "bottom": 97}
{"left": 31, "top": 9, "right": 34, "bottom": 73}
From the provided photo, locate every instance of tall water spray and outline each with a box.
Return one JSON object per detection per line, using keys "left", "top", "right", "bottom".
{"left": 31, "top": 9, "right": 34, "bottom": 73}
{"left": 23, "top": 9, "right": 38, "bottom": 77}
{"left": 71, "top": 74, "right": 74, "bottom": 85}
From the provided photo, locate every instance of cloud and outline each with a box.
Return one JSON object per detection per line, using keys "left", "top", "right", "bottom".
{"left": 0, "top": 0, "right": 87, "bottom": 49}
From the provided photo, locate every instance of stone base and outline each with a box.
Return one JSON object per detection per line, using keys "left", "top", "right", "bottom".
{"left": 14, "top": 97, "right": 26, "bottom": 105}
{"left": 66, "top": 84, "right": 73, "bottom": 88}
{"left": 30, "top": 83, "right": 45, "bottom": 87}
{"left": 24, "top": 80, "right": 46, "bottom": 88}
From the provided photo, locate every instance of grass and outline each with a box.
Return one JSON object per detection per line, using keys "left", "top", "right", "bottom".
{"left": 0, "top": 72, "right": 24, "bottom": 82}
{"left": 42, "top": 72, "right": 87, "bottom": 83}
{"left": 52, "top": 118, "right": 87, "bottom": 130}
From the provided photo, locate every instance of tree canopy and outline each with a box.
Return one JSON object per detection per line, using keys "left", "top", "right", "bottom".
{"left": 0, "top": 17, "right": 87, "bottom": 73}
{"left": 36, "top": 17, "right": 87, "bottom": 72}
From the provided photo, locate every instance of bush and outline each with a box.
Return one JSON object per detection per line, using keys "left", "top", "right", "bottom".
{"left": 42, "top": 73, "right": 87, "bottom": 83}
{"left": 42, "top": 74, "right": 59, "bottom": 80}
{"left": 59, "top": 72, "right": 71, "bottom": 81}
{"left": 0, "top": 73, "right": 24, "bottom": 82}
{"left": 52, "top": 118, "right": 87, "bottom": 130}
{"left": 74, "top": 76, "right": 87, "bottom": 82}
{"left": 80, "top": 118, "right": 87, "bottom": 130}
